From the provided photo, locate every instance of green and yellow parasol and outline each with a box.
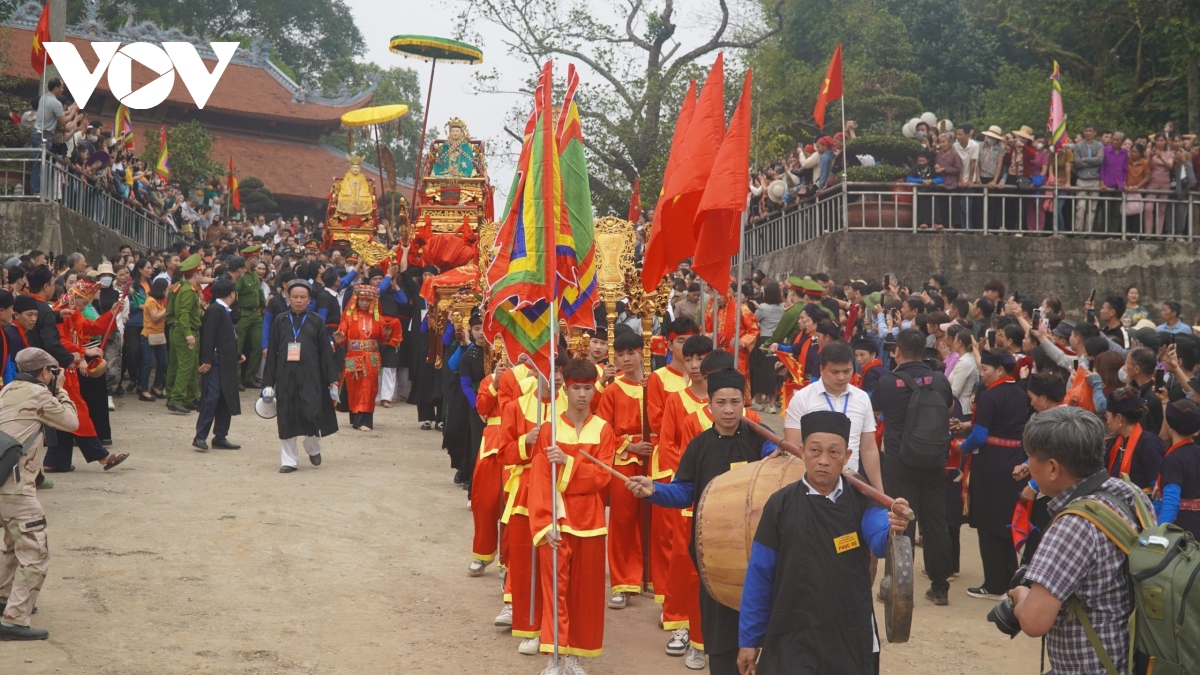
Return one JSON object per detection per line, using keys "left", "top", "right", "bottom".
{"left": 388, "top": 35, "right": 483, "bottom": 221}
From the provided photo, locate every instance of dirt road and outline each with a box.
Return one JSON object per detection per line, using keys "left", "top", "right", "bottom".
{"left": 2, "top": 395, "right": 1042, "bottom": 673}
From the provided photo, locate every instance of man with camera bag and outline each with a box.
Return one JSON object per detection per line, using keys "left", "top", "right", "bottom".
{"left": 1005, "top": 406, "right": 1149, "bottom": 673}
{"left": 0, "top": 348, "right": 79, "bottom": 640}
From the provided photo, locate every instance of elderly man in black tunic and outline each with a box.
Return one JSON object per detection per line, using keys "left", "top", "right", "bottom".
{"left": 262, "top": 279, "right": 340, "bottom": 473}
{"left": 736, "top": 411, "right": 909, "bottom": 675}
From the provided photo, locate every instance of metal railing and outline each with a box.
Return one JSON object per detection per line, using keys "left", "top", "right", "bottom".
{"left": 0, "top": 147, "right": 176, "bottom": 250}
{"left": 745, "top": 182, "right": 1199, "bottom": 257}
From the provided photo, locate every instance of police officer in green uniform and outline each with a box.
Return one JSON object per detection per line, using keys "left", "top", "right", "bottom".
{"left": 235, "top": 244, "right": 266, "bottom": 387}
{"left": 166, "top": 253, "right": 203, "bottom": 414}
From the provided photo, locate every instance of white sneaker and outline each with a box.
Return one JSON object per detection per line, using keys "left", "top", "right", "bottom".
{"left": 538, "top": 656, "right": 560, "bottom": 675}
{"left": 107, "top": 396, "right": 116, "bottom": 411}
{"left": 564, "top": 655, "right": 587, "bottom": 675}
{"left": 685, "top": 645, "right": 706, "bottom": 670}
{"left": 494, "top": 603, "right": 513, "bottom": 627}
{"left": 666, "top": 627, "right": 689, "bottom": 656}
{"left": 518, "top": 636, "right": 541, "bottom": 655}
{"left": 467, "top": 559, "right": 488, "bottom": 576}
{"left": 607, "top": 592, "right": 627, "bottom": 609}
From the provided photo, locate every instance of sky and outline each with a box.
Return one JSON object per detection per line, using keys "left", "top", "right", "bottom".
{"left": 343, "top": 0, "right": 753, "bottom": 205}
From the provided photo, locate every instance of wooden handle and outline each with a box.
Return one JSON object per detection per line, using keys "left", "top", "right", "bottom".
{"left": 741, "top": 417, "right": 916, "bottom": 522}
{"left": 576, "top": 449, "right": 634, "bottom": 487}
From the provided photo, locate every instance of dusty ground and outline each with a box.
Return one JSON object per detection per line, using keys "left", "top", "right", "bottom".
{"left": 1, "top": 393, "right": 1043, "bottom": 674}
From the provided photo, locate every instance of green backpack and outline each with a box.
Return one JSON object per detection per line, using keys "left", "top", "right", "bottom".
{"left": 1051, "top": 475, "right": 1200, "bottom": 675}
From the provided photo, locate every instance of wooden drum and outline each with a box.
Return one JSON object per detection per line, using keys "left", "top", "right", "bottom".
{"left": 694, "top": 454, "right": 807, "bottom": 609}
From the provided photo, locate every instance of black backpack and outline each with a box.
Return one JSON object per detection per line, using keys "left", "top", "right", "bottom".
{"left": 893, "top": 370, "right": 950, "bottom": 469}
{"left": 0, "top": 427, "right": 44, "bottom": 488}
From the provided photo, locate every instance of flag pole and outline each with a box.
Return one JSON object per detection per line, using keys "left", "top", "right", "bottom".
{"left": 549, "top": 284, "right": 560, "bottom": 670}
{"left": 38, "top": 49, "right": 46, "bottom": 202}
{"left": 840, "top": 95, "right": 847, "bottom": 180}
{"left": 732, "top": 208, "right": 747, "bottom": 368}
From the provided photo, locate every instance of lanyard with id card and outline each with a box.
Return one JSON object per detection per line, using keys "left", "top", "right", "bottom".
{"left": 287, "top": 312, "right": 306, "bottom": 362}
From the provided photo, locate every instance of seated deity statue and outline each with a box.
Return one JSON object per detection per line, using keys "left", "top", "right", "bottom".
{"left": 335, "top": 155, "right": 375, "bottom": 217}
{"left": 431, "top": 118, "right": 479, "bottom": 179}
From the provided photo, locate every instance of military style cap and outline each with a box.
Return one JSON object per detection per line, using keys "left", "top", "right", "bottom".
{"left": 179, "top": 253, "right": 203, "bottom": 272}
{"left": 799, "top": 278, "right": 825, "bottom": 297}
{"left": 241, "top": 244, "right": 262, "bottom": 255}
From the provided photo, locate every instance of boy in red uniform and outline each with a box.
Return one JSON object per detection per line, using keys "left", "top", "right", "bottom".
{"left": 595, "top": 331, "right": 653, "bottom": 610}
{"left": 646, "top": 317, "right": 697, "bottom": 612}
{"left": 657, "top": 334, "right": 713, "bottom": 657}
{"left": 468, "top": 365, "right": 506, "bottom": 576}
{"left": 496, "top": 354, "right": 567, "bottom": 656}
{"left": 529, "top": 358, "right": 618, "bottom": 675}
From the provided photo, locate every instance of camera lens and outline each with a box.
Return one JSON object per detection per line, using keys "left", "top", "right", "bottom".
{"left": 987, "top": 599, "right": 1022, "bottom": 638}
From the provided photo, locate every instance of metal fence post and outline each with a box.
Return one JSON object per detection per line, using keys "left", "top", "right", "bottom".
{"left": 982, "top": 186, "right": 989, "bottom": 235}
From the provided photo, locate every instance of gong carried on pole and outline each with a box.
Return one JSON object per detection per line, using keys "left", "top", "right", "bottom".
{"left": 883, "top": 533, "right": 914, "bottom": 643}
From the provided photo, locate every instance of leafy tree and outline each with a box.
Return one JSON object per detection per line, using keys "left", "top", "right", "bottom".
{"left": 238, "top": 176, "right": 278, "bottom": 218}
{"left": 456, "top": 0, "right": 785, "bottom": 216}
{"left": 139, "top": 120, "right": 222, "bottom": 190}
{"left": 976, "top": 65, "right": 1137, "bottom": 137}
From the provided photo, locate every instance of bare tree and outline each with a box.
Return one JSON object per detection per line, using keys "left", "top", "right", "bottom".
{"left": 456, "top": 0, "right": 782, "bottom": 215}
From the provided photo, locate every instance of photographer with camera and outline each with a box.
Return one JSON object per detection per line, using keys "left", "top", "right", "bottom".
{"left": 0, "top": 348, "right": 79, "bottom": 640}
{"left": 1000, "top": 406, "right": 1150, "bottom": 673}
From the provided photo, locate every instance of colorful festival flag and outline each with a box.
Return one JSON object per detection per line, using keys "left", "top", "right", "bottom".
{"left": 812, "top": 43, "right": 843, "bottom": 130}
{"left": 114, "top": 104, "right": 134, "bottom": 151}
{"left": 1048, "top": 61, "right": 1068, "bottom": 153}
{"left": 30, "top": 2, "right": 51, "bottom": 75}
{"left": 555, "top": 63, "right": 596, "bottom": 331}
{"left": 484, "top": 61, "right": 571, "bottom": 378}
{"left": 227, "top": 156, "right": 240, "bottom": 211}
{"left": 155, "top": 127, "right": 170, "bottom": 180}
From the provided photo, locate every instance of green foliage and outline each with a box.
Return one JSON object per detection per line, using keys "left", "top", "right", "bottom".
{"left": 854, "top": 95, "right": 923, "bottom": 136}
{"left": 238, "top": 176, "right": 277, "bottom": 217}
{"left": 977, "top": 65, "right": 1137, "bottom": 137}
{"left": 139, "top": 120, "right": 222, "bottom": 190}
{"left": 319, "top": 64, "right": 424, "bottom": 183}
{"left": 846, "top": 136, "right": 923, "bottom": 167}
{"left": 846, "top": 165, "right": 909, "bottom": 182}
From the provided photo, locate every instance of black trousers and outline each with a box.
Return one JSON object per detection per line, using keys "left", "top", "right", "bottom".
{"left": 44, "top": 433, "right": 108, "bottom": 470}
{"left": 417, "top": 402, "right": 440, "bottom": 423}
{"left": 350, "top": 412, "right": 374, "bottom": 429}
{"left": 195, "top": 365, "right": 231, "bottom": 442}
{"left": 945, "top": 471, "right": 965, "bottom": 575}
{"left": 709, "top": 649, "right": 739, "bottom": 675}
{"left": 884, "top": 468, "right": 951, "bottom": 593}
{"left": 978, "top": 527, "right": 1019, "bottom": 594}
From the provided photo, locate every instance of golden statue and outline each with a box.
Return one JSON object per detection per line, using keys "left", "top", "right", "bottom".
{"left": 335, "top": 155, "right": 376, "bottom": 216}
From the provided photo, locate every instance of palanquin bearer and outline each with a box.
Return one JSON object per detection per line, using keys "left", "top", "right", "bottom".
{"left": 736, "top": 411, "right": 909, "bottom": 675}
{"left": 262, "top": 279, "right": 340, "bottom": 473}
{"left": 494, "top": 354, "right": 567, "bottom": 656}
{"left": 529, "top": 358, "right": 618, "bottom": 674}
{"left": 334, "top": 284, "right": 401, "bottom": 432}
{"left": 594, "top": 331, "right": 653, "bottom": 610}
{"left": 627, "top": 367, "right": 777, "bottom": 674}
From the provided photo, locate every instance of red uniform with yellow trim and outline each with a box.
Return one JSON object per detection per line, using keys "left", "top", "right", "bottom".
{"left": 645, "top": 363, "right": 688, "bottom": 607}
{"left": 595, "top": 375, "right": 648, "bottom": 595}
{"left": 470, "top": 373, "right": 505, "bottom": 564}
{"left": 528, "top": 413, "right": 618, "bottom": 657}
{"left": 494, "top": 363, "right": 538, "bottom": 602}
{"left": 497, "top": 387, "right": 565, "bottom": 639}
{"left": 656, "top": 386, "right": 709, "bottom": 631}
{"left": 702, "top": 303, "right": 759, "bottom": 378}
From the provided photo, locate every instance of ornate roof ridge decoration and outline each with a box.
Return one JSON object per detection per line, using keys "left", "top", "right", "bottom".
{"left": 4, "top": 0, "right": 378, "bottom": 107}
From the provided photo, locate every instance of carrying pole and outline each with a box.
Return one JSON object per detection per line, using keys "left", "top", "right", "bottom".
{"left": 410, "top": 58, "right": 437, "bottom": 223}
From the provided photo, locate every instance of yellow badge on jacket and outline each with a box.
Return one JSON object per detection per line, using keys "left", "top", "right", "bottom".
{"left": 833, "top": 532, "right": 861, "bottom": 554}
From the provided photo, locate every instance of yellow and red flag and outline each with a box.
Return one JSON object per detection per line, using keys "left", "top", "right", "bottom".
{"left": 227, "top": 156, "right": 240, "bottom": 211}
{"left": 114, "top": 104, "right": 134, "bottom": 151}
{"left": 30, "top": 2, "right": 51, "bottom": 75}
{"left": 812, "top": 43, "right": 843, "bottom": 130}
{"left": 154, "top": 127, "right": 170, "bottom": 180}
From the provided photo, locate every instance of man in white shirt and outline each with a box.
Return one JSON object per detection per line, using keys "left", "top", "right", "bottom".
{"left": 783, "top": 341, "right": 883, "bottom": 490}
{"left": 953, "top": 124, "right": 981, "bottom": 229}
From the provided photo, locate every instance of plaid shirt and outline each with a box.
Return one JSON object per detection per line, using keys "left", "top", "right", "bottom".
{"left": 1025, "top": 476, "right": 1149, "bottom": 675}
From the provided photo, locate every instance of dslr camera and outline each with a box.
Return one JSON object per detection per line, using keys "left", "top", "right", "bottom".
{"left": 986, "top": 565, "right": 1030, "bottom": 638}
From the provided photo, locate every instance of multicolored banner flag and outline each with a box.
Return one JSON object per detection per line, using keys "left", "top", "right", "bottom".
{"left": 555, "top": 63, "right": 596, "bottom": 331}
{"left": 114, "top": 104, "right": 134, "bottom": 151}
{"left": 227, "top": 156, "right": 240, "bottom": 211}
{"left": 484, "top": 61, "right": 572, "bottom": 378}
{"left": 1048, "top": 61, "right": 1068, "bottom": 152}
{"left": 154, "top": 127, "right": 170, "bottom": 180}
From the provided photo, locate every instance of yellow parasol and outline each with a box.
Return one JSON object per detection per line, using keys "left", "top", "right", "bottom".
{"left": 388, "top": 35, "right": 483, "bottom": 221}
{"left": 340, "top": 104, "right": 412, "bottom": 244}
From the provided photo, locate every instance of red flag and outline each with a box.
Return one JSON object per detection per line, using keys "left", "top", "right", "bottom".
{"left": 30, "top": 2, "right": 51, "bottom": 75}
{"left": 228, "top": 156, "right": 240, "bottom": 211}
{"left": 812, "top": 43, "right": 843, "bottom": 130}
{"left": 641, "top": 80, "right": 697, "bottom": 290}
{"left": 692, "top": 69, "right": 753, "bottom": 293}
{"left": 627, "top": 177, "right": 641, "bottom": 223}
{"left": 644, "top": 53, "right": 726, "bottom": 289}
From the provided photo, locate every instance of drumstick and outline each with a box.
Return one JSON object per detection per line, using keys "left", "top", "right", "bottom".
{"left": 742, "top": 417, "right": 916, "bottom": 522}
{"left": 574, "top": 449, "right": 634, "bottom": 488}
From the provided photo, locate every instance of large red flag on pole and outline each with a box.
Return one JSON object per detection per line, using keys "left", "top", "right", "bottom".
{"left": 692, "top": 69, "right": 753, "bottom": 293}
{"left": 30, "top": 2, "right": 51, "bottom": 75}
{"left": 644, "top": 53, "right": 726, "bottom": 289}
{"left": 627, "top": 177, "right": 641, "bottom": 223}
{"left": 641, "top": 80, "right": 697, "bottom": 290}
{"left": 812, "top": 43, "right": 843, "bottom": 130}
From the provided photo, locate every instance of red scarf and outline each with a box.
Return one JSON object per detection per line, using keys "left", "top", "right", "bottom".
{"left": 853, "top": 359, "right": 881, "bottom": 387}
{"left": 1155, "top": 439, "right": 1193, "bottom": 493}
{"left": 1107, "top": 424, "right": 1144, "bottom": 479}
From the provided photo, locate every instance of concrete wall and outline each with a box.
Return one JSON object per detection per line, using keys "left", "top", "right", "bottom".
{"left": 754, "top": 231, "right": 1200, "bottom": 318}
{"left": 0, "top": 201, "right": 144, "bottom": 261}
